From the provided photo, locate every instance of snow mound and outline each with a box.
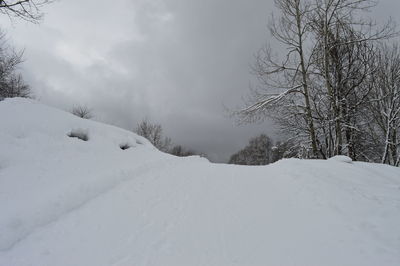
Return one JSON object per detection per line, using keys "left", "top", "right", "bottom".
{"left": 0, "top": 98, "right": 161, "bottom": 252}
{"left": 328, "top": 155, "right": 353, "bottom": 163}
{"left": 0, "top": 98, "right": 400, "bottom": 266}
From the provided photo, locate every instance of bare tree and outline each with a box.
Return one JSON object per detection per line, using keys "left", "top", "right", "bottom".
{"left": 309, "top": 0, "right": 396, "bottom": 158}
{"left": 235, "top": 0, "right": 320, "bottom": 158}
{"left": 71, "top": 105, "right": 93, "bottom": 119}
{"left": 236, "top": 0, "right": 397, "bottom": 164}
{"left": 366, "top": 43, "right": 400, "bottom": 166}
{"left": 0, "top": 30, "right": 30, "bottom": 100}
{"left": 0, "top": 0, "right": 53, "bottom": 23}
{"left": 135, "top": 119, "right": 171, "bottom": 152}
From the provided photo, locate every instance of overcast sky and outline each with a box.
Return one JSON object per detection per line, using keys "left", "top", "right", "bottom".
{"left": 1, "top": 0, "right": 399, "bottom": 162}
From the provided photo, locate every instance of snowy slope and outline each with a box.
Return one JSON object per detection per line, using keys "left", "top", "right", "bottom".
{"left": 0, "top": 98, "right": 399, "bottom": 266}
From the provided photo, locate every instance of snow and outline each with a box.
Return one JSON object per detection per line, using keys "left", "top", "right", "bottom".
{"left": 0, "top": 98, "right": 400, "bottom": 266}
{"left": 329, "top": 155, "right": 353, "bottom": 163}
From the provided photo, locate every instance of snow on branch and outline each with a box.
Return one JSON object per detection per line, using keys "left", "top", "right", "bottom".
{"left": 239, "top": 84, "right": 303, "bottom": 115}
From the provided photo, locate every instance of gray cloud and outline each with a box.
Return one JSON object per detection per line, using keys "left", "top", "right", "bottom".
{"left": 1, "top": 0, "right": 399, "bottom": 162}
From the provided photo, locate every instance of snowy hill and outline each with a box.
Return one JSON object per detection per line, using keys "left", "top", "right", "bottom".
{"left": 0, "top": 98, "right": 399, "bottom": 266}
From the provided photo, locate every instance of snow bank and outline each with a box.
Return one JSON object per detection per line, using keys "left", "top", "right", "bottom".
{"left": 329, "top": 155, "right": 353, "bottom": 163}
{"left": 0, "top": 98, "right": 162, "bottom": 251}
{"left": 0, "top": 98, "right": 399, "bottom": 266}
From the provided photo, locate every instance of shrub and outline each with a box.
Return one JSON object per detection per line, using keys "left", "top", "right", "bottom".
{"left": 71, "top": 105, "right": 93, "bottom": 119}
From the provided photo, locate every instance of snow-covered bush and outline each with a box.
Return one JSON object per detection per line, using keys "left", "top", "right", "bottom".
{"left": 119, "top": 143, "right": 131, "bottom": 150}
{"left": 67, "top": 129, "right": 89, "bottom": 141}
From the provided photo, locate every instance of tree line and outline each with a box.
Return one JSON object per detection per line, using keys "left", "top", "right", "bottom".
{"left": 235, "top": 0, "right": 400, "bottom": 166}
{"left": 228, "top": 134, "right": 295, "bottom": 165}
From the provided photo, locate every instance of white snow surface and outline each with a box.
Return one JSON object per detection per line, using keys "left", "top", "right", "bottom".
{"left": 329, "top": 155, "right": 353, "bottom": 163}
{"left": 0, "top": 98, "right": 400, "bottom": 266}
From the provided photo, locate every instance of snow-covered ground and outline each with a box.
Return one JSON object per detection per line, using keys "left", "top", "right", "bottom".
{"left": 0, "top": 98, "right": 399, "bottom": 266}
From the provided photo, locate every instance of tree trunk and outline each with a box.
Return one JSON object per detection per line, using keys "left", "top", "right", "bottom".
{"left": 295, "top": 0, "right": 319, "bottom": 158}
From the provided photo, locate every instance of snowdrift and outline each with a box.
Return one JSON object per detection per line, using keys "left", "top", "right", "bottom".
{"left": 0, "top": 98, "right": 399, "bottom": 266}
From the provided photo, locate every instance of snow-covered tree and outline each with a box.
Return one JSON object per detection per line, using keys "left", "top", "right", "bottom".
{"left": 365, "top": 44, "right": 400, "bottom": 166}
{"left": 235, "top": 0, "right": 397, "bottom": 165}
{"left": 236, "top": 0, "right": 319, "bottom": 158}
{"left": 308, "top": 0, "right": 395, "bottom": 159}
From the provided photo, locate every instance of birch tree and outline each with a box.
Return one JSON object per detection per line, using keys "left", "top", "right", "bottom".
{"left": 236, "top": 0, "right": 397, "bottom": 164}
{"left": 367, "top": 44, "right": 400, "bottom": 166}
{"left": 309, "top": 0, "right": 395, "bottom": 158}
{"left": 237, "top": 0, "right": 320, "bottom": 158}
